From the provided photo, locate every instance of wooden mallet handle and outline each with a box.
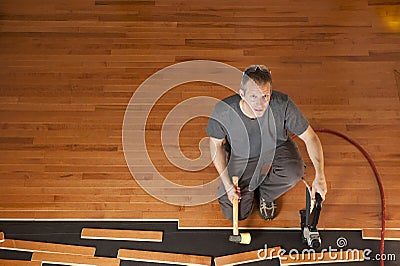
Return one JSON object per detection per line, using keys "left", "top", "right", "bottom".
{"left": 232, "top": 176, "right": 239, "bottom": 236}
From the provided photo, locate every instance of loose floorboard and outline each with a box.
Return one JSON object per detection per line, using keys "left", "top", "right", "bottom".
{"left": 31, "top": 252, "right": 120, "bottom": 266}
{"left": 0, "top": 239, "right": 95, "bottom": 255}
{"left": 118, "top": 249, "right": 212, "bottom": 266}
{"left": 0, "top": 260, "right": 40, "bottom": 266}
{"left": 362, "top": 229, "right": 400, "bottom": 241}
{"left": 81, "top": 228, "right": 163, "bottom": 242}
{"left": 280, "top": 250, "right": 365, "bottom": 265}
{"left": 213, "top": 247, "right": 281, "bottom": 266}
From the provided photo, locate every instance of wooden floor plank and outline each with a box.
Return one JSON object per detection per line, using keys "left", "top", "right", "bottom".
{"left": 0, "top": 259, "right": 40, "bottom": 266}
{"left": 31, "top": 252, "right": 120, "bottom": 266}
{"left": 81, "top": 227, "right": 163, "bottom": 242}
{"left": 118, "top": 248, "right": 212, "bottom": 266}
{"left": 362, "top": 228, "right": 400, "bottom": 241}
{"left": 213, "top": 247, "right": 281, "bottom": 266}
{"left": 0, "top": 239, "right": 95, "bottom": 255}
{"left": 280, "top": 250, "right": 365, "bottom": 265}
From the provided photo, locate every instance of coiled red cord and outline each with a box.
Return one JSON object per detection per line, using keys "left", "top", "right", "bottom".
{"left": 314, "top": 128, "right": 386, "bottom": 266}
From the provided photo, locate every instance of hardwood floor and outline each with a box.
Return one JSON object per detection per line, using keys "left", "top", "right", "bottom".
{"left": 0, "top": 0, "right": 399, "bottom": 232}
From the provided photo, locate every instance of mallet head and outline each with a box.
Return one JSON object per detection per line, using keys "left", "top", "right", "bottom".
{"left": 229, "top": 232, "right": 251, "bottom": 244}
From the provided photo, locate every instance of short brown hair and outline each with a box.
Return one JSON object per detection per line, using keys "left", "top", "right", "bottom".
{"left": 240, "top": 65, "right": 272, "bottom": 91}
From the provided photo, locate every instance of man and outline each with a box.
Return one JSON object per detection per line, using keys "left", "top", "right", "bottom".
{"left": 206, "top": 65, "right": 327, "bottom": 221}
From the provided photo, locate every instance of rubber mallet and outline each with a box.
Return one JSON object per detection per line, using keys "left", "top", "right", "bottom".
{"left": 229, "top": 176, "right": 251, "bottom": 244}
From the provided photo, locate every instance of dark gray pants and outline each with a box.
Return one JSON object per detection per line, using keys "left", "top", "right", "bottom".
{"left": 218, "top": 138, "right": 305, "bottom": 221}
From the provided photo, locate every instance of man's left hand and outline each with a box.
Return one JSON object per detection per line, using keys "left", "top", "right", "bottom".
{"left": 311, "top": 174, "right": 327, "bottom": 201}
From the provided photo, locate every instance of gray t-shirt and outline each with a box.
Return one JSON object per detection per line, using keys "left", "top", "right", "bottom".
{"left": 206, "top": 90, "right": 309, "bottom": 150}
{"left": 206, "top": 90, "right": 309, "bottom": 189}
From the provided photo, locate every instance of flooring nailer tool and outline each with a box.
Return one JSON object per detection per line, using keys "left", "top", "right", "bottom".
{"left": 300, "top": 179, "right": 323, "bottom": 249}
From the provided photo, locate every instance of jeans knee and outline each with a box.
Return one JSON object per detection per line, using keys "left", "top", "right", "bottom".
{"left": 238, "top": 209, "right": 252, "bottom": 221}
{"left": 284, "top": 161, "right": 305, "bottom": 184}
{"left": 223, "top": 206, "right": 252, "bottom": 221}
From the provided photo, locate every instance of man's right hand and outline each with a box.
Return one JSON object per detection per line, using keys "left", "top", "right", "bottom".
{"left": 227, "top": 185, "right": 241, "bottom": 203}
{"left": 209, "top": 137, "right": 242, "bottom": 204}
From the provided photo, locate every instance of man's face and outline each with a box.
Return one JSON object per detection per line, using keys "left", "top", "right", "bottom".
{"left": 240, "top": 81, "right": 271, "bottom": 118}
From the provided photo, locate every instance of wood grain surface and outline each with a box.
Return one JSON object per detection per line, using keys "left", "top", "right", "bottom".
{"left": 31, "top": 252, "right": 120, "bottom": 266}
{"left": 81, "top": 227, "right": 163, "bottom": 242}
{"left": 0, "top": 239, "right": 95, "bottom": 255}
{"left": 118, "top": 248, "right": 212, "bottom": 266}
{"left": 0, "top": 0, "right": 399, "bottom": 231}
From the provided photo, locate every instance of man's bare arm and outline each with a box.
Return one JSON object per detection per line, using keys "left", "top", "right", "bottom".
{"left": 209, "top": 137, "right": 240, "bottom": 202}
{"left": 298, "top": 125, "right": 327, "bottom": 200}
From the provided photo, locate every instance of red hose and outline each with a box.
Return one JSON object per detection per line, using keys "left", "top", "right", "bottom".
{"left": 314, "top": 128, "right": 386, "bottom": 266}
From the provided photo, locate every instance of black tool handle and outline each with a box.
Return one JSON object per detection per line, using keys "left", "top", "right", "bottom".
{"left": 310, "top": 192, "right": 323, "bottom": 230}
